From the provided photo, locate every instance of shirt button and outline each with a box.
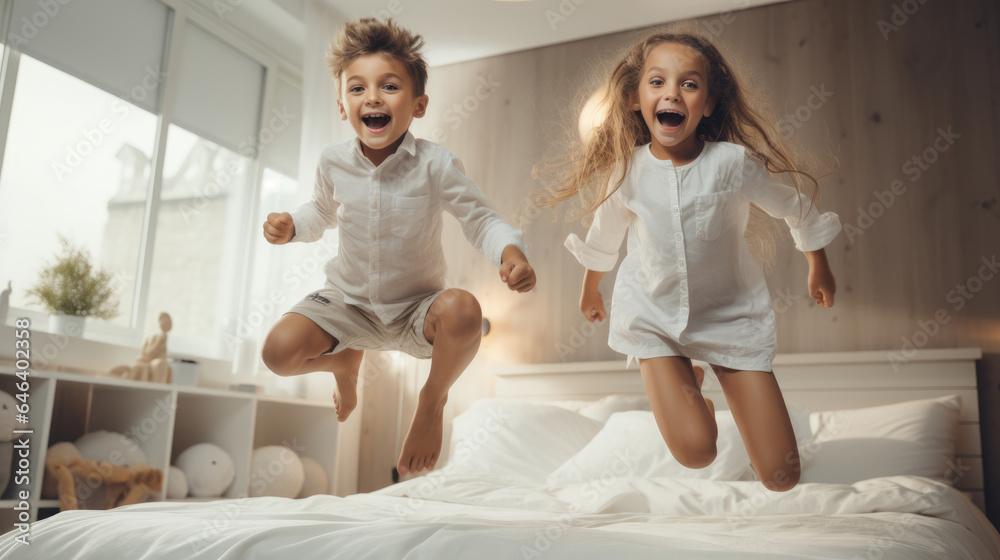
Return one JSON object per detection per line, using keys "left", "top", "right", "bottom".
{"left": 675, "top": 233, "right": 682, "bottom": 241}
{"left": 372, "top": 202, "right": 378, "bottom": 209}
{"left": 672, "top": 206, "right": 679, "bottom": 213}
{"left": 679, "top": 260, "right": 685, "bottom": 268}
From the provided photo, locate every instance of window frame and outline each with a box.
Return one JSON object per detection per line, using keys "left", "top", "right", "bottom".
{"left": 0, "top": 0, "right": 303, "bottom": 360}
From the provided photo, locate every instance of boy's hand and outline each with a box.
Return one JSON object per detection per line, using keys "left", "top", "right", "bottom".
{"left": 806, "top": 249, "right": 836, "bottom": 308}
{"left": 499, "top": 245, "right": 536, "bottom": 293}
{"left": 263, "top": 212, "right": 295, "bottom": 245}
{"left": 580, "top": 289, "right": 607, "bottom": 322}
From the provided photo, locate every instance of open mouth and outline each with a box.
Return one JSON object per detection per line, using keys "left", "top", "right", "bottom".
{"left": 362, "top": 112, "right": 391, "bottom": 131}
{"left": 656, "top": 109, "right": 685, "bottom": 128}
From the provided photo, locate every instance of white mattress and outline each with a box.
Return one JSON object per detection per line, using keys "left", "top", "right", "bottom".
{"left": 1, "top": 474, "right": 997, "bottom": 559}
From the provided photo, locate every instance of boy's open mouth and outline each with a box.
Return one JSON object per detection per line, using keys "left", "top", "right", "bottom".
{"left": 362, "top": 112, "right": 391, "bottom": 131}
{"left": 656, "top": 109, "right": 685, "bottom": 128}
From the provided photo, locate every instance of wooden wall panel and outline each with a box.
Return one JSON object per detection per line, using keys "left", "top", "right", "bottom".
{"left": 358, "top": 0, "right": 1000, "bottom": 500}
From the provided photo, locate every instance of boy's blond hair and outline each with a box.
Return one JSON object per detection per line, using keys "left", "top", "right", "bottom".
{"left": 326, "top": 18, "right": 429, "bottom": 97}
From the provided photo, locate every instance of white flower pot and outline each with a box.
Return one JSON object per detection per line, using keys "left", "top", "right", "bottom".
{"left": 49, "top": 314, "right": 86, "bottom": 337}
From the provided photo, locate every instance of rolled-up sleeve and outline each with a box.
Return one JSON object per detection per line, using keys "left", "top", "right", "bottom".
{"left": 564, "top": 188, "right": 632, "bottom": 271}
{"left": 439, "top": 154, "right": 528, "bottom": 268}
{"left": 290, "top": 154, "right": 340, "bottom": 243}
{"left": 741, "top": 151, "right": 841, "bottom": 252}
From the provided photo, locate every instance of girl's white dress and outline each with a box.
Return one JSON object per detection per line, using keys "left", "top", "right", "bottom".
{"left": 565, "top": 141, "right": 842, "bottom": 372}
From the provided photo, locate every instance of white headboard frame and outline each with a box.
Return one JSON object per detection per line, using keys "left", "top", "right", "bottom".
{"left": 490, "top": 347, "right": 985, "bottom": 511}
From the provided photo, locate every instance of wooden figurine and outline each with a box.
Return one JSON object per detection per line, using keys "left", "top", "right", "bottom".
{"left": 109, "top": 312, "right": 173, "bottom": 383}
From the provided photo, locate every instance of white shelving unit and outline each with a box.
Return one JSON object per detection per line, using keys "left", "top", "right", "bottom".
{"left": 0, "top": 366, "right": 338, "bottom": 530}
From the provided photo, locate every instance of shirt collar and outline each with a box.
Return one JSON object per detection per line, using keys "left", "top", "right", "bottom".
{"left": 347, "top": 129, "right": 417, "bottom": 161}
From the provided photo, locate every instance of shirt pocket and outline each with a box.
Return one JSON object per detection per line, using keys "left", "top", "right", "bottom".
{"left": 390, "top": 194, "right": 429, "bottom": 237}
{"left": 694, "top": 190, "right": 734, "bottom": 241}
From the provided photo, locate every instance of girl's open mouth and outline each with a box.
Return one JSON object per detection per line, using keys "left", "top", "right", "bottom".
{"left": 656, "top": 110, "right": 685, "bottom": 128}
{"left": 362, "top": 113, "right": 391, "bottom": 132}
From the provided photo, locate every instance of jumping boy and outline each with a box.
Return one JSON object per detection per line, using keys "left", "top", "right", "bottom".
{"left": 260, "top": 18, "right": 535, "bottom": 476}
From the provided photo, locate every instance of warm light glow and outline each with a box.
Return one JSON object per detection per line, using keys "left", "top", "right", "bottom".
{"left": 578, "top": 86, "right": 610, "bottom": 144}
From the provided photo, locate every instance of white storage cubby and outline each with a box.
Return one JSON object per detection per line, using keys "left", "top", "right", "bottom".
{"left": 0, "top": 366, "right": 338, "bottom": 530}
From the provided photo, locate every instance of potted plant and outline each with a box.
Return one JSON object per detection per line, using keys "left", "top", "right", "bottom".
{"left": 25, "top": 235, "right": 119, "bottom": 337}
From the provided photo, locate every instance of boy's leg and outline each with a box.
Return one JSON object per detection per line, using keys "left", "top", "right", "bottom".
{"left": 396, "top": 289, "right": 482, "bottom": 475}
{"left": 261, "top": 312, "right": 364, "bottom": 421}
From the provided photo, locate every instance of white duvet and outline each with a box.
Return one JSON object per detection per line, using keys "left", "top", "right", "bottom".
{"left": 1, "top": 474, "right": 997, "bottom": 559}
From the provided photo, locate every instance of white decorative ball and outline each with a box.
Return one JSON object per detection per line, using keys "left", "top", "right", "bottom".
{"left": 166, "top": 466, "right": 188, "bottom": 499}
{"left": 0, "top": 391, "right": 18, "bottom": 443}
{"left": 175, "top": 443, "right": 236, "bottom": 498}
{"left": 250, "top": 446, "right": 304, "bottom": 498}
{"left": 76, "top": 430, "right": 148, "bottom": 466}
{"left": 297, "top": 457, "right": 329, "bottom": 498}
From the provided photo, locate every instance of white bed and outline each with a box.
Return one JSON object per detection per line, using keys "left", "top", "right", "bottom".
{"left": 0, "top": 348, "right": 997, "bottom": 560}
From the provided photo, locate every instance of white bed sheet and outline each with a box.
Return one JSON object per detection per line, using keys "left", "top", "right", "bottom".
{"left": 0, "top": 474, "right": 997, "bottom": 559}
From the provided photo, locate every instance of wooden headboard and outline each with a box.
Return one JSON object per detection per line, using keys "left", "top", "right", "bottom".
{"left": 490, "top": 347, "right": 985, "bottom": 511}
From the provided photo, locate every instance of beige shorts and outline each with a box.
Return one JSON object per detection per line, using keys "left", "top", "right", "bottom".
{"left": 285, "top": 288, "right": 444, "bottom": 359}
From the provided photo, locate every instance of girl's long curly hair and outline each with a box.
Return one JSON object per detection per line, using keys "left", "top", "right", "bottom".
{"left": 523, "top": 29, "right": 823, "bottom": 269}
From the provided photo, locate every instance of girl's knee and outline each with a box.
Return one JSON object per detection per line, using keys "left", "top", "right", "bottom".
{"left": 761, "top": 466, "right": 800, "bottom": 492}
{"left": 672, "top": 440, "right": 718, "bottom": 469}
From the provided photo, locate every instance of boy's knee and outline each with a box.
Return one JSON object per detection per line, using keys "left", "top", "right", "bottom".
{"left": 440, "top": 290, "right": 482, "bottom": 338}
{"left": 260, "top": 334, "right": 299, "bottom": 376}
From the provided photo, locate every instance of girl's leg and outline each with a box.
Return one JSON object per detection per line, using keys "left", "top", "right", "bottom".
{"left": 640, "top": 357, "right": 718, "bottom": 469}
{"left": 711, "top": 364, "right": 800, "bottom": 492}
{"left": 260, "top": 312, "right": 364, "bottom": 421}
{"left": 397, "top": 289, "right": 482, "bottom": 475}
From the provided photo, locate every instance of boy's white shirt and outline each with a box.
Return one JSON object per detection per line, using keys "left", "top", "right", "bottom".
{"left": 290, "top": 130, "right": 527, "bottom": 324}
{"left": 564, "top": 141, "right": 842, "bottom": 370}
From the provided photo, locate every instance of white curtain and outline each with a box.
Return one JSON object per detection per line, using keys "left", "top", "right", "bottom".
{"left": 297, "top": 0, "right": 354, "bottom": 197}
{"left": 297, "top": 0, "right": 360, "bottom": 498}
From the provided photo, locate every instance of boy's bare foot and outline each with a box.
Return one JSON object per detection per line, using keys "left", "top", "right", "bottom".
{"left": 693, "top": 364, "right": 715, "bottom": 417}
{"left": 396, "top": 397, "right": 445, "bottom": 476}
{"left": 332, "top": 370, "right": 358, "bottom": 422}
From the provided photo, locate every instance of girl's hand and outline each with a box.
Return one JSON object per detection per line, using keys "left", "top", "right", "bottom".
{"left": 580, "top": 289, "right": 607, "bottom": 322}
{"left": 264, "top": 212, "right": 295, "bottom": 245}
{"left": 806, "top": 249, "right": 836, "bottom": 308}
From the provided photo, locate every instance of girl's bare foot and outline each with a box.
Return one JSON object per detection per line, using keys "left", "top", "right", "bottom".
{"left": 332, "top": 370, "right": 358, "bottom": 422}
{"left": 693, "top": 364, "right": 715, "bottom": 417}
{"left": 396, "top": 397, "right": 445, "bottom": 476}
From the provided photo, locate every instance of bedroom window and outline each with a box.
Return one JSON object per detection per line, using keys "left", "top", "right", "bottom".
{"left": 0, "top": 54, "right": 159, "bottom": 331}
{"left": 140, "top": 23, "right": 265, "bottom": 357}
{"left": 0, "top": 0, "right": 298, "bottom": 363}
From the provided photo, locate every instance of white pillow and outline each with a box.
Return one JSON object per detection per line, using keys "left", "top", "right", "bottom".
{"left": 799, "top": 395, "right": 962, "bottom": 484}
{"left": 548, "top": 410, "right": 751, "bottom": 483}
{"left": 444, "top": 399, "right": 604, "bottom": 484}
{"left": 549, "top": 403, "right": 814, "bottom": 484}
{"left": 546, "top": 395, "right": 652, "bottom": 423}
